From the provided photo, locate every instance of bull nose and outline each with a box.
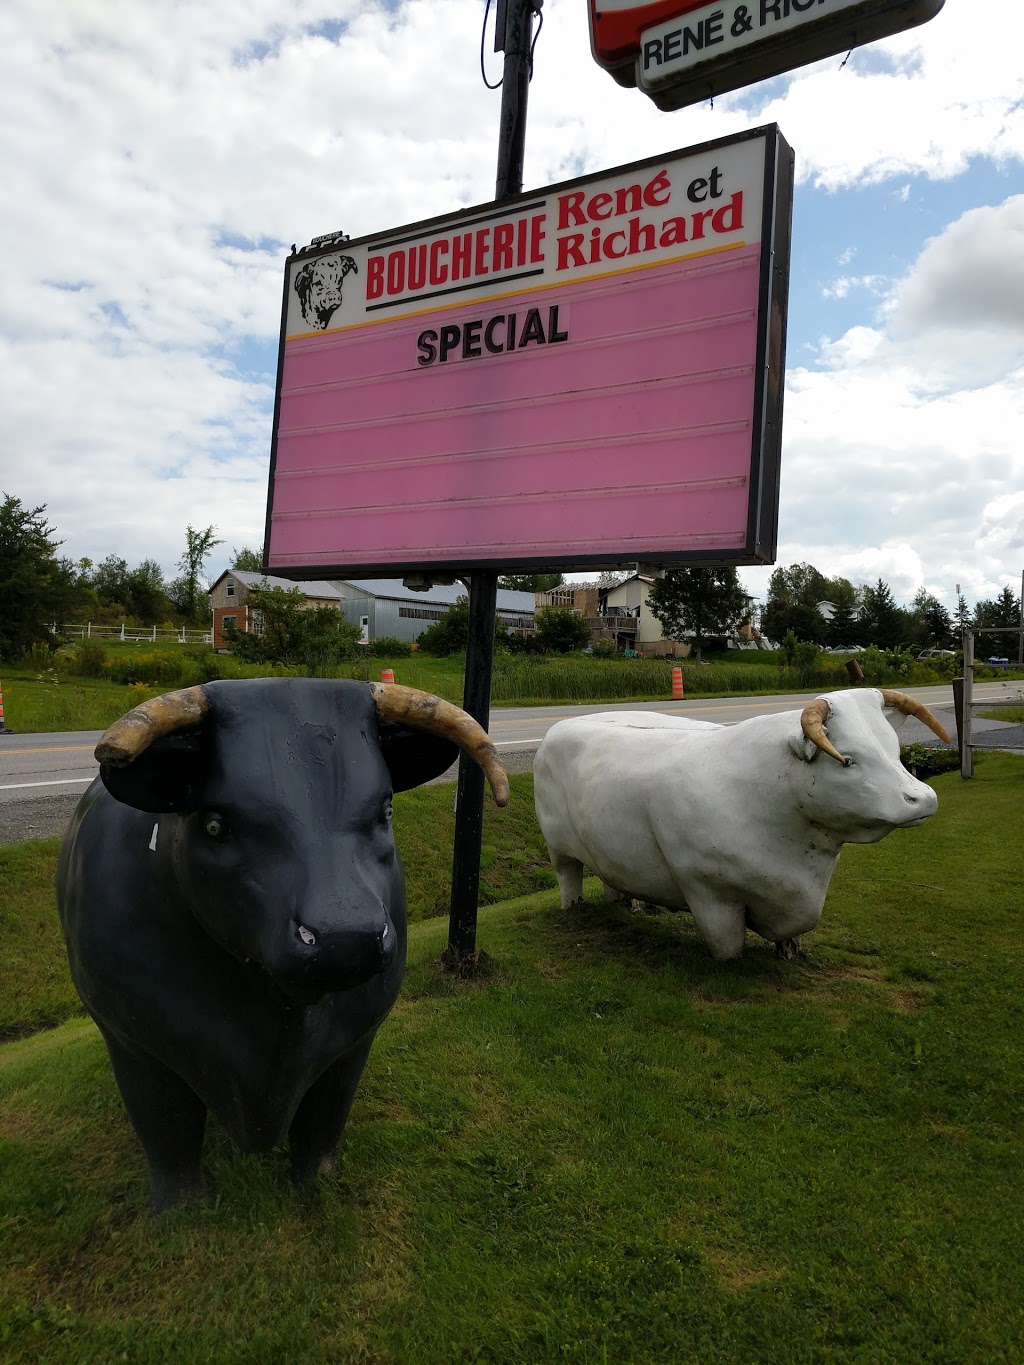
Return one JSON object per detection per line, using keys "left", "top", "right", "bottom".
{"left": 291, "top": 910, "right": 397, "bottom": 984}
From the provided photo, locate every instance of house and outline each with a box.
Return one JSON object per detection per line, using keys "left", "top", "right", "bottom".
{"left": 598, "top": 575, "right": 662, "bottom": 653}
{"left": 330, "top": 579, "right": 535, "bottom": 644}
{"left": 208, "top": 570, "right": 345, "bottom": 651}
{"left": 592, "top": 574, "right": 757, "bottom": 656}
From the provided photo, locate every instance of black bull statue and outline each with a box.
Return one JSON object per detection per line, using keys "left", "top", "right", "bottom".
{"left": 57, "top": 678, "right": 509, "bottom": 1210}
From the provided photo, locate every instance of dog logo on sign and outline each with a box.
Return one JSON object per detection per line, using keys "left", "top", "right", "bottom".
{"left": 294, "top": 254, "right": 358, "bottom": 330}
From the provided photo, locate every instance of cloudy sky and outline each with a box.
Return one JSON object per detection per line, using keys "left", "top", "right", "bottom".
{"left": 2, "top": 0, "right": 1021, "bottom": 610}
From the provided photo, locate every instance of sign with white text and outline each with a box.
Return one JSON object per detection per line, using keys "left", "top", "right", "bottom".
{"left": 588, "top": 0, "right": 945, "bottom": 110}
{"left": 264, "top": 125, "right": 793, "bottom": 577}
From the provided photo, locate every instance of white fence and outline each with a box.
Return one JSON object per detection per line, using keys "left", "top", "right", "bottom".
{"left": 54, "top": 623, "right": 213, "bottom": 645}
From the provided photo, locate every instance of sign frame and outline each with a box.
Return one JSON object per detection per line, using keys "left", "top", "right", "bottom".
{"left": 588, "top": 0, "right": 945, "bottom": 111}
{"left": 264, "top": 123, "right": 794, "bottom": 580}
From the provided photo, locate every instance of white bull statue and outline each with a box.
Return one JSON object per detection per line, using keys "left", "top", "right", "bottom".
{"left": 533, "top": 688, "right": 951, "bottom": 960}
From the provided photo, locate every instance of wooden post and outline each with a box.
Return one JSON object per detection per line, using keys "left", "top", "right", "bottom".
{"left": 961, "top": 629, "right": 974, "bottom": 779}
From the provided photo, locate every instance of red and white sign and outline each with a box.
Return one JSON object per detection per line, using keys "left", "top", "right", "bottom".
{"left": 589, "top": 0, "right": 707, "bottom": 76}
{"left": 264, "top": 126, "right": 793, "bottom": 578}
{"left": 588, "top": 0, "right": 945, "bottom": 110}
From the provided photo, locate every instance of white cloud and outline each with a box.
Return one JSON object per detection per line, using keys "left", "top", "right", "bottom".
{"left": 0, "top": 0, "right": 1022, "bottom": 607}
{"left": 821, "top": 274, "right": 885, "bottom": 300}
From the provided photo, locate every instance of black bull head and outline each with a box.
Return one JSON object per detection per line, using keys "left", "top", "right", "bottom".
{"left": 56, "top": 678, "right": 508, "bottom": 1210}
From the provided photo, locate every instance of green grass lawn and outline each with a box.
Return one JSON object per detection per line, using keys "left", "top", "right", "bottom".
{"left": 1, "top": 757, "right": 1022, "bottom": 1361}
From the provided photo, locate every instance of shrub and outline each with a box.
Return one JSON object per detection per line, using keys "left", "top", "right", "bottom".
{"left": 501, "top": 630, "right": 546, "bottom": 654}
{"left": 417, "top": 598, "right": 470, "bottom": 655}
{"left": 103, "top": 651, "right": 187, "bottom": 686}
{"left": 535, "top": 606, "right": 591, "bottom": 654}
{"left": 70, "top": 638, "right": 108, "bottom": 678}
{"left": 368, "top": 636, "right": 412, "bottom": 658}
{"left": 792, "top": 640, "right": 820, "bottom": 685}
{"left": 901, "top": 743, "right": 960, "bottom": 779}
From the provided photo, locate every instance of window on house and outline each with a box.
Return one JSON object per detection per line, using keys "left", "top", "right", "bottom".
{"left": 221, "top": 615, "right": 237, "bottom": 632}
{"left": 226, "top": 581, "right": 235, "bottom": 597}
{"left": 398, "top": 605, "right": 447, "bottom": 621}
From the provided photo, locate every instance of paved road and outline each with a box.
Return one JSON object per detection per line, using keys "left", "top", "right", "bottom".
{"left": 1, "top": 681, "right": 1017, "bottom": 846}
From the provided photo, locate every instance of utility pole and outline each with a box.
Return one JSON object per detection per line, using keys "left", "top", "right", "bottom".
{"left": 447, "top": 0, "right": 541, "bottom": 966}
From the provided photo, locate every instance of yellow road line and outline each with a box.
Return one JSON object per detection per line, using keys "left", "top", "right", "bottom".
{"left": 0, "top": 744, "right": 95, "bottom": 755}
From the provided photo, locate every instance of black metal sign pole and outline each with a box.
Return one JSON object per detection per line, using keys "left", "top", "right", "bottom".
{"left": 447, "top": 0, "right": 538, "bottom": 964}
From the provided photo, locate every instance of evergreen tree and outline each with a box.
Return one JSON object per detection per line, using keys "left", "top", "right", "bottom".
{"left": 0, "top": 494, "right": 85, "bottom": 658}
{"left": 821, "top": 576, "right": 860, "bottom": 648}
{"left": 858, "top": 578, "right": 902, "bottom": 649}
{"left": 952, "top": 593, "right": 971, "bottom": 637}
{"left": 923, "top": 600, "right": 954, "bottom": 648}
{"left": 760, "top": 563, "right": 830, "bottom": 645}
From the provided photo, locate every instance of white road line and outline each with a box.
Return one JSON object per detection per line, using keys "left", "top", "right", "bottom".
{"left": 0, "top": 777, "right": 94, "bottom": 791}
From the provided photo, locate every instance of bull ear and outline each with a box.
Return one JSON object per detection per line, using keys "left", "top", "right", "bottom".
{"left": 788, "top": 730, "right": 819, "bottom": 763}
{"left": 377, "top": 725, "right": 459, "bottom": 793}
{"left": 100, "top": 733, "right": 207, "bottom": 813}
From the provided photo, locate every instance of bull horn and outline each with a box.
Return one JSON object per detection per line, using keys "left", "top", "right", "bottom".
{"left": 370, "top": 683, "right": 510, "bottom": 807}
{"left": 95, "top": 686, "right": 210, "bottom": 767}
{"left": 879, "top": 689, "right": 952, "bottom": 744}
{"left": 799, "top": 698, "right": 849, "bottom": 766}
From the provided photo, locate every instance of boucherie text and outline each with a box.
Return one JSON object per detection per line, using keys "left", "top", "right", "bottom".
{"left": 363, "top": 159, "right": 746, "bottom": 313}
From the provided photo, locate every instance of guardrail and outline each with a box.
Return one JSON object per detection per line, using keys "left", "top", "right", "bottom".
{"left": 54, "top": 623, "right": 213, "bottom": 645}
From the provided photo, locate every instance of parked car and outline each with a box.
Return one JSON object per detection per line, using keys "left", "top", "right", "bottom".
{"left": 916, "top": 649, "right": 956, "bottom": 661}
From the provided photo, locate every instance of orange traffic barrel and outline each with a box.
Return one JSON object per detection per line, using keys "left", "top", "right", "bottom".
{"left": 380, "top": 668, "right": 395, "bottom": 685}
{"left": 671, "top": 666, "right": 684, "bottom": 700}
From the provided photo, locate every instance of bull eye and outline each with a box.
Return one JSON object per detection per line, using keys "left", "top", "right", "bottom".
{"left": 381, "top": 800, "right": 393, "bottom": 825}
{"left": 203, "top": 813, "right": 229, "bottom": 840}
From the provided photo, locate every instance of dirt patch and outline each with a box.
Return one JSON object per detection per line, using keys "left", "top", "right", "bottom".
{"left": 702, "top": 1243, "right": 780, "bottom": 1293}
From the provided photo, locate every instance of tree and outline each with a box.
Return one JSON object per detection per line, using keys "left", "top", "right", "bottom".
{"left": 858, "top": 578, "right": 903, "bottom": 649}
{"left": 232, "top": 545, "right": 265, "bottom": 572}
{"left": 923, "top": 600, "right": 954, "bottom": 649}
{"left": 498, "top": 573, "right": 563, "bottom": 593}
{"left": 126, "top": 559, "right": 173, "bottom": 624}
{"left": 822, "top": 577, "right": 860, "bottom": 648}
{"left": 646, "top": 567, "right": 749, "bottom": 662}
{"left": 174, "top": 524, "right": 223, "bottom": 623}
{"left": 760, "top": 563, "right": 830, "bottom": 645}
{"left": 0, "top": 494, "right": 85, "bottom": 659}
{"left": 534, "top": 605, "right": 591, "bottom": 653}
{"left": 417, "top": 597, "right": 471, "bottom": 656}
{"left": 226, "top": 585, "right": 359, "bottom": 670}
{"left": 953, "top": 593, "right": 972, "bottom": 638}
{"left": 974, "top": 586, "right": 1022, "bottom": 653}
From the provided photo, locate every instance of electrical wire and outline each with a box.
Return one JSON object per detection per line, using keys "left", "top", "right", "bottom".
{"left": 481, "top": 0, "right": 503, "bottom": 90}
{"left": 481, "top": 0, "right": 543, "bottom": 90}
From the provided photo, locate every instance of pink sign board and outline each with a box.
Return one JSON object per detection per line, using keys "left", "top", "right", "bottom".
{"left": 265, "top": 124, "right": 793, "bottom": 576}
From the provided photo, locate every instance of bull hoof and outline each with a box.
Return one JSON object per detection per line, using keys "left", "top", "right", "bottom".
{"left": 774, "top": 937, "right": 801, "bottom": 961}
{"left": 149, "top": 1168, "right": 205, "bottom": 1214}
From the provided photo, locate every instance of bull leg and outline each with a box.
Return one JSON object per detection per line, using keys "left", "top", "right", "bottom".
{"left": 687, "top": 894, "right": 747, "bottom": 962}
{"left": 551, "top": 851, "right": 585, "bottom": 908}
{"left": 289, "top": 1036, "right": 375, "bottom": 1186}
{"left": 775, "top": 937, "right": 801, "bottom": 960}
{"left": 101, "top": 1031, "right": 207, "bottom": 1213}
{"left": 601, "top": 881, "right": 627, "bottom": 903}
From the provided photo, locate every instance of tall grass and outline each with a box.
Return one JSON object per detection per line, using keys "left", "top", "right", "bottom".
{"left": 490, "top": 654, "right": 862, "bottom": 703}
